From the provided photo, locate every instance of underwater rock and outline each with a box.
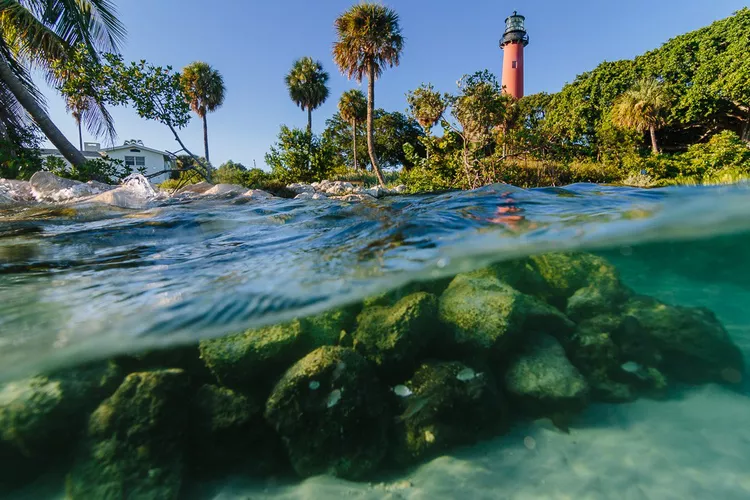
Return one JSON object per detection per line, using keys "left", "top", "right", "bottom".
{"left": 188, "top": 384, "right": 285, "bottom": 476}
{"left": 493, "top": 252, "right": 631, "bottom": 320}
{"left": 175, "top": 181, "right": 214, "bottom": 194}
{"left": 29, "top": 171, "right": 112, "bottom": 202}
{"left": 390, "top": 361, "right": 506, "bottom": 466}
{"left": 0, "top": 361, "right": 122, "bottom": 465}
{"left": 438, "top": 272, "right": 574, "bottom": 357}
{"left": 265, "top": 346, "right": 389, "bottom": 479}
{"left": 203, "top": 183, "right": 246, "bottom": 196}
{"left": 199, "top": 320, "right": 308, "bottom": 391}
{"left": 66, "top": 369, "right": 190, "bottom": 500}
{"left": 623, "top": 296, "right": 745, "bottom": 384}
{"left": 362, "top": 279, "right": 454, "bottom": 309}
{"left": 305, "top": 305, "right": 359, "bottom": 348}
{"left": 566, "top": 315, "right": 667, "bottom": 402}
{"left": 504, "top": 334, "right": 589, "bottom": 423}
{"left": 353, "top": 292, "right": 439, "bottom": 380}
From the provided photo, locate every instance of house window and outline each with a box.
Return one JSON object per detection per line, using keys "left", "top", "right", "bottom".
{"left": 512, "top": 61, "right": 518, "bottom": 69}
{"left": 125, "top": 156, "right": 146, "bottom": 167}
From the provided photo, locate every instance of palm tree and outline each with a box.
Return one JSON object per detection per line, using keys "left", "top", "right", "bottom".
{"left": 612, "top": 78, "right": 670, "bottom": 154}
{"left": 0, "top": 0, "right": 125, "bottom": 166}
{"left": 181, "top": 62, "right": 226, "bottom": 168}
{"left": 333, "top": 3, "right": 404, "bottom": 186}
{"left": 285, "top": 57, "right": 330, "bottom": 133}
{"left": 338, "top": 89, "right": 367, "bottom": 169}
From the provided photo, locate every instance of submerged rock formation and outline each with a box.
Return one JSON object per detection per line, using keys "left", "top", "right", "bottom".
{"left": 0, "top": 250, "right": 744, "bottom": 493}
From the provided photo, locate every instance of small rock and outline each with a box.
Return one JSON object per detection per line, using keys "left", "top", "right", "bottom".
{"left": 243, "top": 189, "right": 275, "bottom": 200}
{"left": 175, "top": 181, "right": 214, "bottom": 194}
{"left": 203, "top": 183, "right": 246, "bottom": 196}
{"left": 336, "top": 193, "right": 375, "bottom": 202}
{"left": 287, "top": 183, "right": 315, "bottom": 194}
{"left": 295, "top": 192, "right": 328, "bottom": 200}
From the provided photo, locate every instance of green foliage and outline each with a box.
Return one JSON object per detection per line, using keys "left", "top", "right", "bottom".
{"left": 213, "top": 160, "right": 248, "bottom": 185}
{"left": 338, "top": 89, "right": 367, "bottom": 125}
{"left": 265, "top": 126, "right": 336, "bottom": 184}
{"left": 181, "top": 62, "right": 226, "bottom": 119}
{"left": 406, "top": 84, "right": 449, "bottom": 134}
{"left": 43, "top": 156, "right": 128, "bottom": 184}
{"left": 323, "top": 109, "right": 425, "bottom": 170}
{"left": 158, "top": 170, "right": 205, "bottom": 191}
{"left": 0, "top": 125, "right": 43, "bottom": 180}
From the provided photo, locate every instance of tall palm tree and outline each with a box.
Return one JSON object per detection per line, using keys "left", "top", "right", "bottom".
{"left": 333, "top": 3, "right": 404, "bottom": 187}
{"left": 181, "top": 61, "right": 226, "bottom": 168}
{"left": 0, "top": 0, "right": 125, "bottom": 166}
{"left": 612, "top": 78, "right": 670, "bottom": 154}
{"left": 285, "top": 57, "right": 330, "bottom": 133}
{"left": 338, "top": 89, "right": 366, "bottom": 169}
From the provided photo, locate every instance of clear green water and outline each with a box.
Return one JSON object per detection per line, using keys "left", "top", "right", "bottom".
{"left": 1, "top": 182, "right": 749, "bottom": 498}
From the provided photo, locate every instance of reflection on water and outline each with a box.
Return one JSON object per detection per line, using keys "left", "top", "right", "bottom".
{"left": 1, "top": 183, "right": 750, "bottom": 498}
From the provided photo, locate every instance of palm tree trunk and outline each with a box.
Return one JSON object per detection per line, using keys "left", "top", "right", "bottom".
{"left": 307, "top": 107, "right": 312, "bottom": 134}
{"left": 367, "top": 64, "right": 386, "bottom": 186}
{"left": 352, "top": 119, "right": 358, "bottom": 170}
{"left": 202, "top": 113, "right": 210, "bottom": 163}
{"left": 649, "top": 125, "right": 659, "bottom": 154}
{"left": 741, "top": 111, "right": 750, "bottom": 143}
{"left": 0, "top": 54, "right": 86, "bottom": 167}
{"left": 77, "top": 118, "right": 83, "bottom": 151}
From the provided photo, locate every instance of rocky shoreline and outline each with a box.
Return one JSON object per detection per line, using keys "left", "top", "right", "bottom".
{"left": 0, "top": 172, "right": 408, "bottom": 210}
{"left": 0, "top": 251, "right": 744, "bottom": 497}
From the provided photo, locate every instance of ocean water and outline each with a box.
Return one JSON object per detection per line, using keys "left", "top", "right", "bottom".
{"left": 1, "top": 182, "right": 750, "bottom": 499}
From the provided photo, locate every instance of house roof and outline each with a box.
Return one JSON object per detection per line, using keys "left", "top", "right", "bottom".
{"left": 40, "top": 148, "right": 102, "bottom": 158}
{"left": 102, "top": 144, "right": 171, "bottom": 156}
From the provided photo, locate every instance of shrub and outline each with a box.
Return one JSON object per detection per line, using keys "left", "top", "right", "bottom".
{"left": 43, "top": 156, "right": 127, "bottom": 184}
{"left": 265, "top": 126, "right": 336, "bottom": 184}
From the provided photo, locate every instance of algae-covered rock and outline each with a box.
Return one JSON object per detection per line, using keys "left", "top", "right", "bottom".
{"left": 623, "top": 296, "right": 744, "bottom": 384}
{"left": 0, "top": 361, "right": 122, "bottom": 461}
{"left": 390, "top": 361, "right": 505, "bottom": 465}
{"left": 304, "top": 305, "right": 359, "bottom": 348}
{"left": 199, "top": 320, "right": 307, "bottom": 390}
{"left": 504, "top": 334, "right": 589, "bottom": 422}
{"left": 493, "top": 252, "right": 631, "bottom": 320}
{"left": 438, "top": 273, "right": 574, "bottom": 356}
{"left": 566, "top": 315, "right": 667, "bottom": 402}
{"left": 67, "top": 369, "right": 190, "bottom": 500}
{"left": 353, "top": 292, "right": 439, "bottom": 379}
{"left": 189, "top": 384, "right": 285, "bottom": 477}
{"left": 264, "top": 346, "right": 389, "bottom": 479}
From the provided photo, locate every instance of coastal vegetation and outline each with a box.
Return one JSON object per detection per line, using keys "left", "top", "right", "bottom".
{"left": 0, "top": 3, "right": 748, "bottom": 192}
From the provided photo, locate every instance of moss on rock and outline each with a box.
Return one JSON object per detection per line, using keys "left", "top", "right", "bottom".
{"left": 188, "top": 384, "right": 286, "bottom": 477}
{"left": 264, "top": 346, "right": 389, "bottom": 479}
{"left": 66, "top": 369, "right": 190, "bottom": 500}
{"left": 504, "top": 334, "right": 589, "bottom": 422}
{"left": 438, "top": 273, "right": 574, "bottom": 357}
{"left": 492, "top": 252, "right": 631, "bottom": 321}
{"left": 623, "top": 296, "right": 744, "bottom": 385}
{"left": 353, "top": 292, "right": 439, "bottom": 380}
{"left": 199, "top": 320, "right": 307, "bottom": 391}
{"left": 390, "top": 361, "right": 506, "bottom": 466}
{"left": 0, "top": 361, "right": 122, "bottom": 488}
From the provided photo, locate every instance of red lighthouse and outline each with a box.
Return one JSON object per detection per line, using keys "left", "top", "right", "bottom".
{"left": 500, "top": 11, "right": 529, "bottom": 99}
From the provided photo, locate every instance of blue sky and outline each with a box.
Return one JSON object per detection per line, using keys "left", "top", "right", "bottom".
{"left": 38, "top": 0, "right": 747, "bottom": 169}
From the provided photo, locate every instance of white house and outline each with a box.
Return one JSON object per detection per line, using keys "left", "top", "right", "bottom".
{"left": 40, "top": 140, "right": 175, "bottom": 183}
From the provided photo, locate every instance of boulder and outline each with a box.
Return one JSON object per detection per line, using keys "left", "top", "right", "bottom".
{"left": 0, "top": 179, "right": 35, "bottom": 203}
{"left": 243, "top": 189, "right": 275, "bottom": 200}
{"left": 294, "top": 192, "right": 327, "bottom": 200}
{"left": 199, "top": 320, "right": 308, "bottom": 391}
{"left": 353, "top": 292, "right": 439, "bottom": 380}
{"left": 0, "top": 361, "right": 122, "bottom": 463}
{"left": 388, "top": 184, "right": 408, "bottom": 194}
{"left": 188, "top": 384, "right": 285, "bottom": 476}
{"left": 438, "top": 272, "right": 574, "bottom": 357}
{"left": 287, "top": 183, "right": 315, "bottom": 194}
{"left": 317, "top": 180, "right": 354, "bottom": 195}
{"left": 29, "top": 171, "right": 108, "bottom": 202}
{"left": 203, "top": 183, "right": 246, "bottom": 196}
{"left": 623, "top": 296, "right": 744, "bottom": 385}
{"left": 566, "top": 315, "right": 668, "bottom": 402}
{"left": 492, "top": 252, "right": 631, "bottom": 320}
{"left": 362, "top": 185, "right": 387, "bottom": 198}
{"left": 175, "top": 181, "right": 214, "bottom": 195}
{"left": 504, "top": 334, "right": 589, "bottom": 422}
{"left": 265, "top": 346, "right": 389, "bottom": 479}
{"left": 66, "top": 369, "right": 190, "bottom": 500}
{"left": 390, "top": 361, "right": 505, "bottom": 465}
